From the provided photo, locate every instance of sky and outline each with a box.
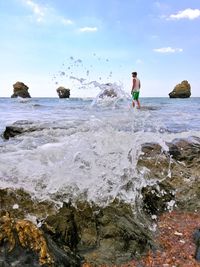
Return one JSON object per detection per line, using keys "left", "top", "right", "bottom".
{"left": 0, "top": 0, "right": 200, "bottom": 98}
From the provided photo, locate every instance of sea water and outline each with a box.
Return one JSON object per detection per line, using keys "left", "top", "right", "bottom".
{"left": 0, "top": 93, "right": 200, "bottom": 205}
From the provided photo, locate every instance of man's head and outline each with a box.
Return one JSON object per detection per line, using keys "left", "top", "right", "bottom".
{"left": 132, "top": 72, "right": 137, "bottom": 77}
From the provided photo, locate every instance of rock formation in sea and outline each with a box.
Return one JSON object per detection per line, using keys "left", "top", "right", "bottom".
{"left": 56, "top": 86, "right": 70, "bottom": 98}
{"left": 169, "top": 80, "right": 191, "bottom": 98}
{"left": 11, "top": 81, "right": 31, "bottom": 98}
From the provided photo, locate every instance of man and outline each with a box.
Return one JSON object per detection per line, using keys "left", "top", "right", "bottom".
{"left": 131, "top": 71, "right": 141, "bottom": 108}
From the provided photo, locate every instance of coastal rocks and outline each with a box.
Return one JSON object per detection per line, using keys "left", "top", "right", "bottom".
{"left": 0, "top": 212, "right": 81, "bottom": 267}
{"left": 11, "top": 81, "right": 31, "bottom": 98}
{"left": 138, "top": 137, "right": 200, "bottom": 211}
{"left": 169, "top": 80, "right": 191, "bottom": 98}
{"left": 56, "top": 86, "right": 70, "bottom": 98}
{"left": 42, "top": 200, "right": 154, "bottom": 266}
{"left": 0, "top": 189, "right": 81, "bottom": 266}
{"left": 141, "top": 181, "right": 175, "bottom": 216}
{"left": 0, "top": 136, "right": 200, "bottom": 265}
{"left": 3, "top": 120, "right": 43, "bottom": 140}
{"left": 0, "top": 212, "right": 53, "bottom": 266}
{"left": 0, "top": 188, "right": 155, "bottom": 266}
{"left": 0, "top": 188, "right": 56, "bottom": 220}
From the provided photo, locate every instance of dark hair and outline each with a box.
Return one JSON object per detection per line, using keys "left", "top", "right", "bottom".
{"left": 132, "top": 72, "right": 137, "bottom": 76}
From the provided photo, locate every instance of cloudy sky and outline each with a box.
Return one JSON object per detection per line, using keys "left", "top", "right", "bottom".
{"left": 0, "top": 0, "right": 200, "bottom": 97}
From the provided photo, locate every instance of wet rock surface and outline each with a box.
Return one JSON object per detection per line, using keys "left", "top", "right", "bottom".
{"left": 42, "top": 200, "right": 155, "bottom": 266}
{"left": 2, "top": 120, "right": 72, "bottom": 140}
{"left": 0, "top": 136, "right": 200, "bottom": 265}
{"left": 0, "top": 211, "right": 81, "bottom": 267}
{"left": 3, "top": 121, "right": 41, "bottom": 140}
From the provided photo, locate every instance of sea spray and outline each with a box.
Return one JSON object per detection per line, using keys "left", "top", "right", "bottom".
{"left": 0, "top": 96, "right": 200, "bottom": 206}
{"left": 52, "top": 54, "right": 128, "bottom": 98}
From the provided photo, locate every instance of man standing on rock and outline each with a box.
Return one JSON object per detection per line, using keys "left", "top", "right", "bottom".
{"left": 131, "top": 71, "right": 141, "bottom": 108}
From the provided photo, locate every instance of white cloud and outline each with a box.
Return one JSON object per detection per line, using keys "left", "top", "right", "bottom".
{"left": 61, "top": 18, "right": 73, "bottom": 25}
{"left": 23, "top": 0, "right": 73, "bottom": 26}
{"left": 24, "top": 0, "right": 45, "bottom": 22}
{"left": 153, "top": 47, "right": 183, "bottom": 53}
{"left": 79, "top": 27, "right": 98, "bottom": 33}
{"left": 169, "top": 8, "right": 200, "bottom": 20}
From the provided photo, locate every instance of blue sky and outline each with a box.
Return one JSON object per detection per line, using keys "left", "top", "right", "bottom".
{"left": 0, "top": 0, "right": 200, "bottom": 97}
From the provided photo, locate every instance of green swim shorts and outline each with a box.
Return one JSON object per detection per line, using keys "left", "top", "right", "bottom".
{"left": 132, "top": 91, "right": 140, "bottom": 100}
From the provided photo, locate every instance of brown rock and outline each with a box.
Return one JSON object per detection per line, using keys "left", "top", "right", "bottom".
{"left": 169, "top": 80, "right": 191, "bottom": 98}
{"left": 11, "top": 81, "right": 31, "bottom": 98}
{"left": 56, "top": 86, "right": 70, "bottom": 98}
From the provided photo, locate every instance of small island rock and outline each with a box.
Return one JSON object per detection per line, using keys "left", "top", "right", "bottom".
{"left": 11, "top": 81, "right": 31, "bottom": 98}
{"left": 169, "top": 80, "right": 191, "bottom": 98}
{"left": 56, "top": 86, "right": 70, "bottom": 98}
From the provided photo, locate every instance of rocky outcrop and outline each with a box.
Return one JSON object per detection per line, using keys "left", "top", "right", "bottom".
{"left": 42, "top": 200, "right": 154, "bottom": 266}
{"left": 0, "top": 136, "right": 200, "bottom": 265}
{"left": 0, "top": 211, "right": 81, "bottom": 266}
{"left": 2, "top": 120, "right": 73, "bottom": 140}
{"left": 56, "top": 86, "right": 70, "bottom": 98}
{"left": 138, "top": 136, "right": 200, "bottom": 211}
{"left": 169, "top": 80, "right": 191, "bottom": 98}
{"left": 3, "top": 120, "right": 44, "bottom": 140}
{"left": 0, "top": 188, "right": 155, "bottom": 266}
{"left": 11, "top": 81, "right": 31, "bottom": 98}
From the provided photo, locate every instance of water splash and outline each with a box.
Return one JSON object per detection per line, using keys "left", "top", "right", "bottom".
{"left": 51, "top": 54, "right": 127, "bottom": 98}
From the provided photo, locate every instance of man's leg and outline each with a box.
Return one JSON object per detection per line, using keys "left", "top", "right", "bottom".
{"left": 136, "top": 100, "right": 141, "bottom": 109}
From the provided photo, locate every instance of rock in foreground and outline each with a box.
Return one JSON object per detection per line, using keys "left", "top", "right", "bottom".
{"left": 0, "top": 211, "right": 81, "bottom": 267}
{"left": 0, "top": 136, "right": 200, "bottom": 266}
{"left": 0, "top": 188, "right": 155, "bottom": 266}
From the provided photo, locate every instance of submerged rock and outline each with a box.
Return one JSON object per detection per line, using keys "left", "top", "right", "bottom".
{"left": 169, "top": 80, "right": 191, "bottom": 98}
{"left": 11, "top": 81, "right": 31, "bottom": 98}
{"left": 56, "top": 86, "right": 70, "bottom": 98}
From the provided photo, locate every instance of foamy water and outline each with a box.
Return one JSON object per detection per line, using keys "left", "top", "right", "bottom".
{"left": 0, "top": 90, "right": 200, "bottom": 205}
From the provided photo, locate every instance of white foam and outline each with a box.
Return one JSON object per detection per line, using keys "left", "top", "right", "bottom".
{"left": 1, "top": 95, "right": 200, "bottom": 206}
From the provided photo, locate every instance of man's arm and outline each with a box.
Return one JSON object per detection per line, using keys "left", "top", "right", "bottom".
{"left": 131, "top": 78, "right": 136, "bottom": 93}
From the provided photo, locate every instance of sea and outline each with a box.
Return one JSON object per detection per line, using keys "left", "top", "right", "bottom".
{"left": 0, "top": 91, "right": 200, "bottom": 206}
